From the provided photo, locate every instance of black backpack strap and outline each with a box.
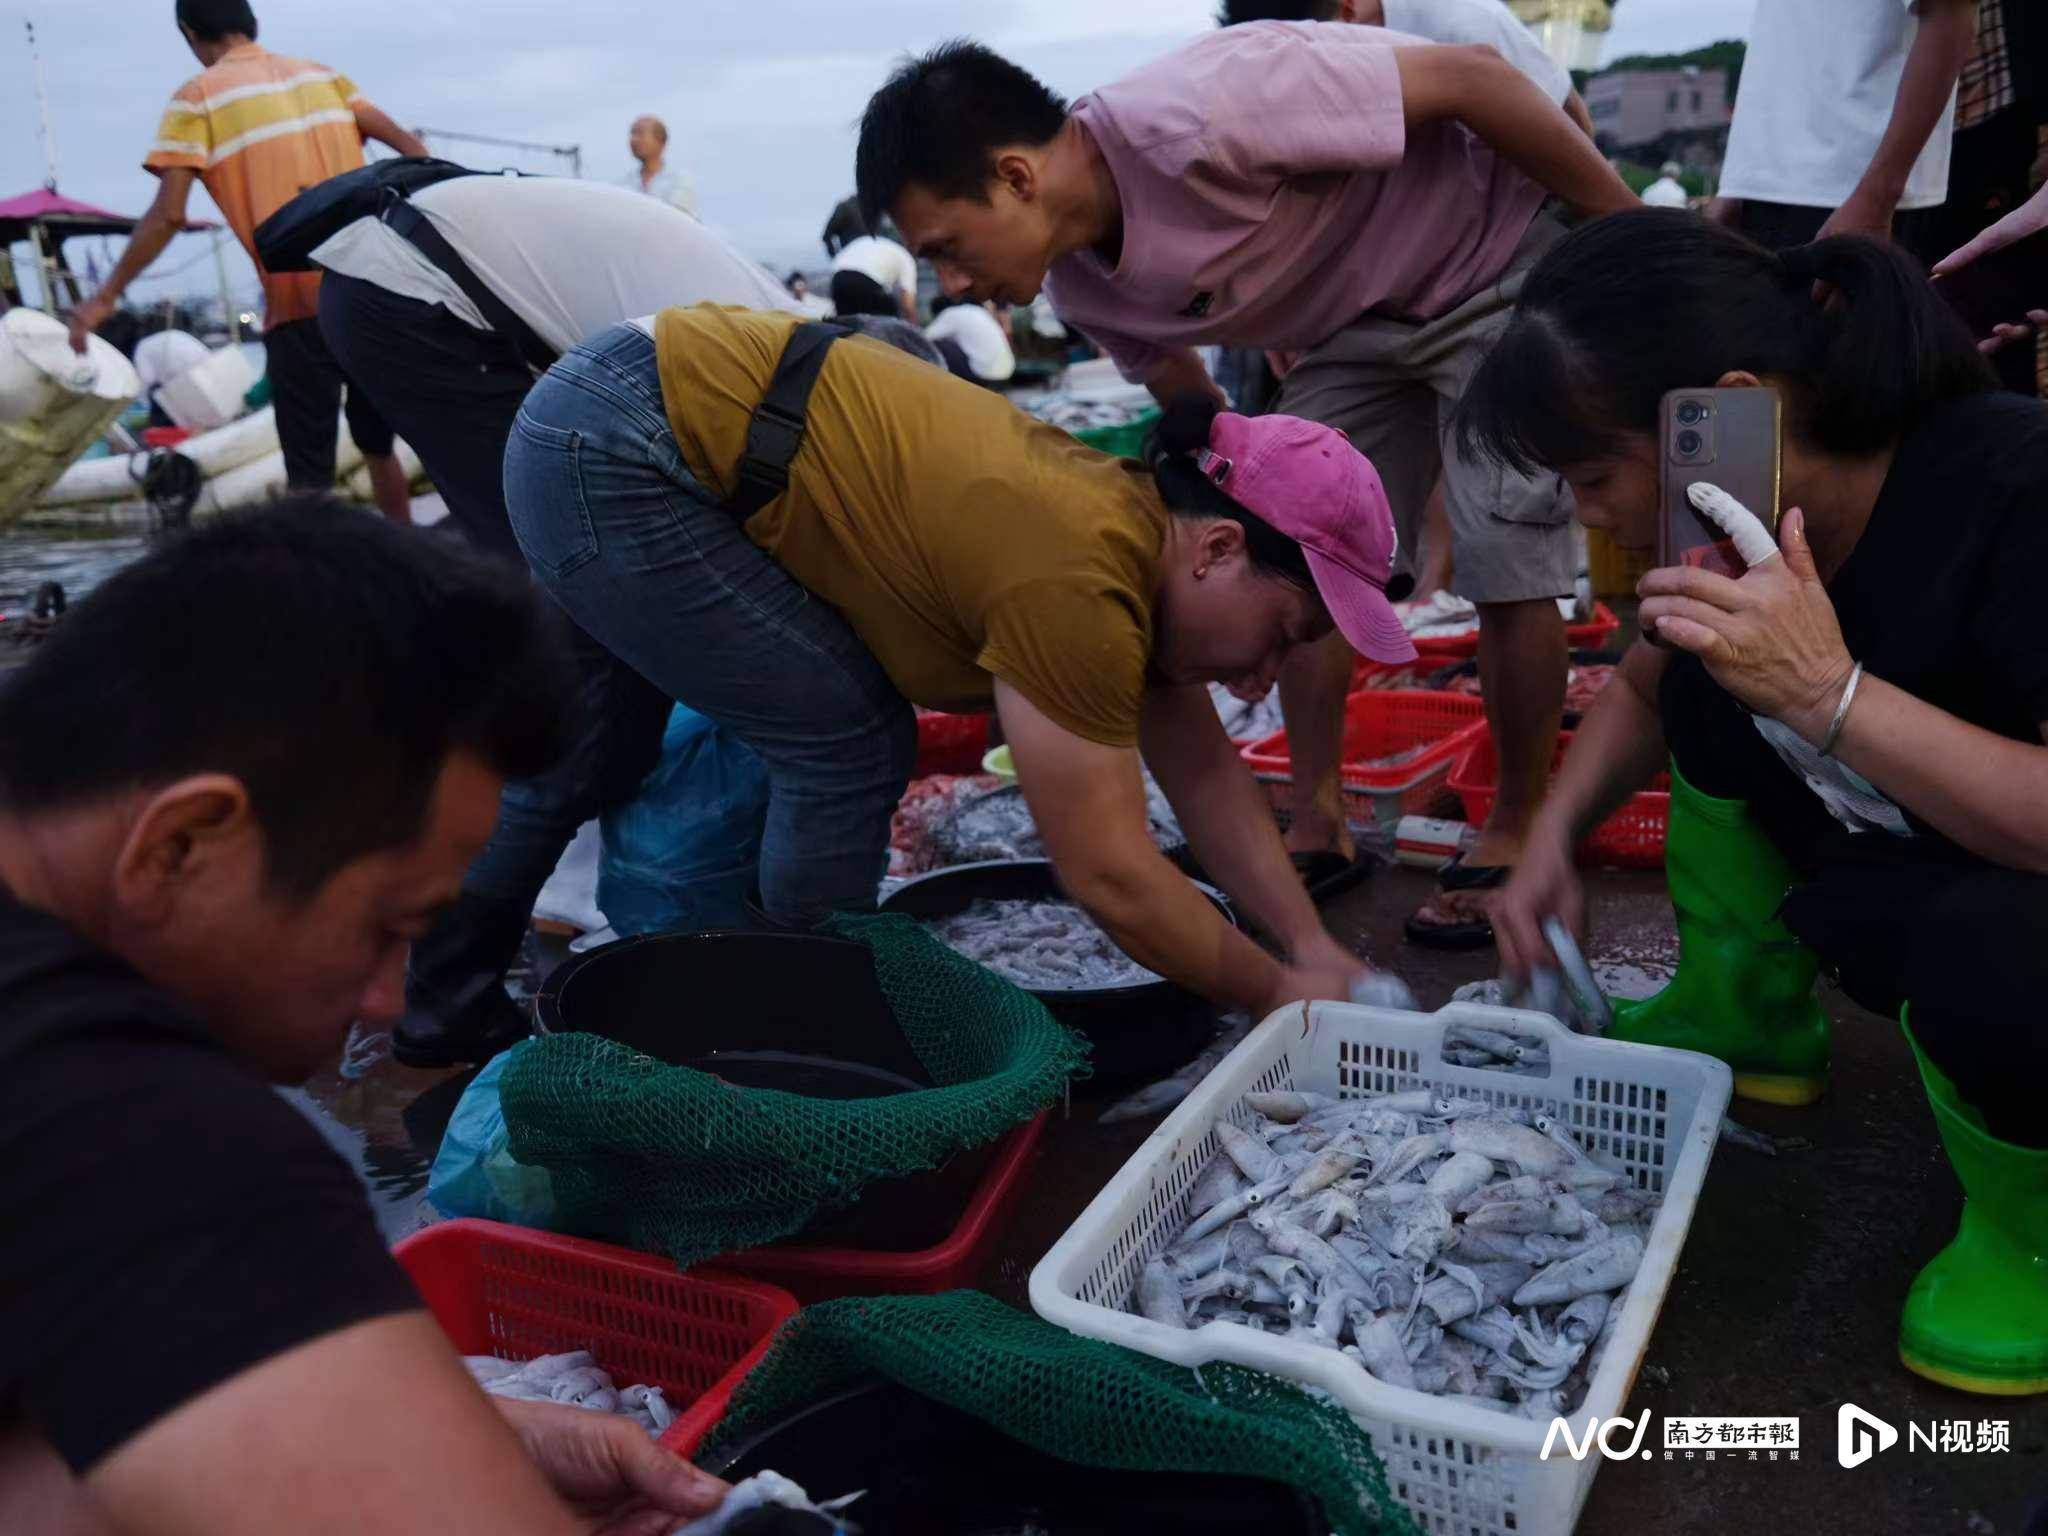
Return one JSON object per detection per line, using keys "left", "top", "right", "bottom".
{"left": 728, "top": 320, "right": 853, "bottom": 519}
{"left": 379, "top": 189, "right": 559, "bottom": 373}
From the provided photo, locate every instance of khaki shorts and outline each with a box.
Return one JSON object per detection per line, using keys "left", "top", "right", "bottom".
{"left": 1276, "top": 215, "right": 1575, "bottom": 606}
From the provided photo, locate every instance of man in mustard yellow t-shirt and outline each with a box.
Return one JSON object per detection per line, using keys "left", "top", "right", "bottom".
{"left": 498, "top": 305, "right": 1421, "bottom": 1019}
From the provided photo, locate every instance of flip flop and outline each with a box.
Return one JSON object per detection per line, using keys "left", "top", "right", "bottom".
{"left": 1403, "top": 852, "right": 1511, "bottom": 951}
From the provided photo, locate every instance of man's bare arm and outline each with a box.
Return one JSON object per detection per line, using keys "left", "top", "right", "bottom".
{"left": 66, "top": 168, "right": 195, "bottom": 351}
{"left": 353, "top": 100, "right": 430, "bottom": 158}
{"left": 1143, "top": 345, "right": 1227, "bottom": 408}
{"left": 89, "top": 1313, "right": 587, "bottom": 1536}
{"left": 1394, "top": 44, "right": 1637, "bottom": 219}
{"left": 1564, "top": 87, "right": 1596, "bottom": 140}
{"left": 1820, "top": 0, "right": 1977, "bottom": 239}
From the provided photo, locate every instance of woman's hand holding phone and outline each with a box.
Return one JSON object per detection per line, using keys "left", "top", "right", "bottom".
{"left": 1639, "top": 497, "right": 1856, "bottom": 747}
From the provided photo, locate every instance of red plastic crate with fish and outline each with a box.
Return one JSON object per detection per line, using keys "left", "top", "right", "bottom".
{"left": 394, "top": 1219, "right": 796, "bottom": 1458}
{"left": 1239, "top": 689, "right": 1487, "bottom": 830}
{"left": 1399, "top": 600, "right": 1622, "bottom": 663}
{"left": 1447, "top": 728, "right": 1669, "bottom": 868}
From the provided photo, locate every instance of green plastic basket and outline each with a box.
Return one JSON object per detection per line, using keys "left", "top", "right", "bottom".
{"left": 1069, "top": 407, "right": 1161, "bottom": 460}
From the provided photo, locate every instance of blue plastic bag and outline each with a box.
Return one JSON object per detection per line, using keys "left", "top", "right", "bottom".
{"left": 598, "top": 704, "right": 769, "bottom": 935}
{"left": 425, "top": 1039, "right": 557, "bottom": 1226}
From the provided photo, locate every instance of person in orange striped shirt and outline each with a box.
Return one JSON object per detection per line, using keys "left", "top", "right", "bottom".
{"left": 67, "top": 0, "right": 425, "bottom": 523}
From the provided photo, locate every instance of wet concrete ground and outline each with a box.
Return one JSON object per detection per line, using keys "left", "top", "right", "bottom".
{"left": 300, "top": 860, "right": 2046, "bottom": 1535}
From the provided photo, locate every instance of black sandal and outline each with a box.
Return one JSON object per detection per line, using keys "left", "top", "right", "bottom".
{"left": 1290, "top": 849, "right": 1377, "bottom": 905}
{"left": 1403, "top": 852, "right": 1510, "bottom": 951}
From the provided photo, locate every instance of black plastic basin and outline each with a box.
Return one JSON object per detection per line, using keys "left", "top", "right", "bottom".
{"left": 532, "top": 930, "right": 1000, "bottom": 1251}
{"left": 876, "top": 859, "right": 1228, "bottom": 1089}
{"left": 702, "top": 1378, "right": 1325, "bottom": 1535}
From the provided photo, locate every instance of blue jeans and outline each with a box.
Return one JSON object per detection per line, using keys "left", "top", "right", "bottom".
{"left": 503, "top": 323, "right": 915, "bottom": 923}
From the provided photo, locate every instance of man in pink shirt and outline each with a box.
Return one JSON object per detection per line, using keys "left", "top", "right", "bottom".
{"left": 858, "top": 27, "right": 1639, "bottom": 948}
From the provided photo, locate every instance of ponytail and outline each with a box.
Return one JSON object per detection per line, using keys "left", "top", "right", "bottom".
{"left": 1782, "top": 236, "right": 1994, "bottom": 456}
{"left": 1455, "top": 209, "right": 1993, "bottom": 476}
{"left": 1142, "top": 393, "right": 1315, "bottom": 591}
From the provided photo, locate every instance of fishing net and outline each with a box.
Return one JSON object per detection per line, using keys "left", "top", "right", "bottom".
{"left": 499, "top": 913, "right": 1088, "bottom": 1267}
{"left": 701, "top": 1291, "right": 1421, "bottom": 1536}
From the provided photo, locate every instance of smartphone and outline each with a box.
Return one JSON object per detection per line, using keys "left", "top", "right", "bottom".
{"left": 1658, "top": 387, "right": 1781, "bottom": 579}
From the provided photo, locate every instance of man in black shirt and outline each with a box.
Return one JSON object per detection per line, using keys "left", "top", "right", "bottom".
{"left": 0, "top": 503, "right": 726, "bottom": 1532}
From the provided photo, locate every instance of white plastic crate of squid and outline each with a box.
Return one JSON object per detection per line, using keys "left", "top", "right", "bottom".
{"left": 1029, "top": 999, "right": 1731, "bottom": 1536}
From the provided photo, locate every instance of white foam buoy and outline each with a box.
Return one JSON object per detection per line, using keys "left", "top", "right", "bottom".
{"left": 0, "top": 308, "right": 142, "bottom": 525}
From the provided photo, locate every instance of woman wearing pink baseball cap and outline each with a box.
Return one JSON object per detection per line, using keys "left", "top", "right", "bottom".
{"left": 504, "top": 309, "right": 1415, "bottom": 1017}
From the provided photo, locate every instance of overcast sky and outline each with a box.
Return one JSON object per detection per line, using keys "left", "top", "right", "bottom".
{"left": 0, "top": 0, "right": 1756, "bottom": 313}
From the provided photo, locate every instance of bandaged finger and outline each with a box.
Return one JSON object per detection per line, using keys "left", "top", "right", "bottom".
{"left": 1686, "top": 482, "right": 1781, "bottom": 567}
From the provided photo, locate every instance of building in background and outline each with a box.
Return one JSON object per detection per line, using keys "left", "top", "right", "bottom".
{"left": 1508, "top": 0, "right": 1613, "bottom": 72}
{"left": 1584, "top": 64, "right": 1734, "bottom": 159}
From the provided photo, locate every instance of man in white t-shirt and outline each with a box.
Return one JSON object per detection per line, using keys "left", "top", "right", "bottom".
{"left": 312, "top": 174, "right": 791, "bottom": 554}
{"left": 925, "top": 296, "right": 1016, "bottom": 383}
{"left": 1712, "top": 0, "right": 1977, "bottom": 254}
{"left": 1217, "top": 0, "right": 1595, "bottom": 135}
{"left": 621, "top": 114, "right": 697, "bottom": 216}
{"left": 828, "top": 232, "right": 918, "bottom": 321}
{"left": 309, "top": 173, "right": 792, "bottom": 1067}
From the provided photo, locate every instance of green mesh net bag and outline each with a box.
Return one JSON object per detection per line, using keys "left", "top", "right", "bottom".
{"left": 702, "top": 1291, "right": 1421, "bottom": 1536}
{"left": 499, "top": 913, "right": 1088, "bottom": 1267}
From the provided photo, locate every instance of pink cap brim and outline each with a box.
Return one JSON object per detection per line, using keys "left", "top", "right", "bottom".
{"left": 1306, "top": 548, "right": 1418, "bottom": 665}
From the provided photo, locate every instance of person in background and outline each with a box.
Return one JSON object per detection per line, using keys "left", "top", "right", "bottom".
{"left": 822, "top": 193, "right": 869, "bottom": 257}
{"left": 622, "top": 114, "right": 698, "bottom": 217}
{"left": 1218, "top": 0, "right": 1596, "bottom": 137}
{"left": 1641, "top": 161, "right": 1691, "bottom": 209}
{"left": 786, "top": 271, "right": 835, "bottom": 319}
{"left": 1711, "top": 0, "right": 1978, "bottom": 255}
{"left": 67, "top": 0, "right": 421, "bottom": 525}
{"left": 1465, "top": 211, "right": 2048, "bottom": 1396}
{"left": 0, "top": 504, "right": 731, "bottom": 1534}
{"left": 1933, "top": 163, "right": 2048, "bottom": 349}
{"left": 1935, "top": 0, "right": 2044, "bottom": 392}
{"left": 926, "top": 295, "right": 1016, "bottom": 385}
{"left": 828, "top": 230, "right": 919, "bottom": 321}
{"left": 312, "top": 174, "right": 801, "bottom": 1067}
{"left": 861, "top": 36, "right": 1638, "bottom": 952}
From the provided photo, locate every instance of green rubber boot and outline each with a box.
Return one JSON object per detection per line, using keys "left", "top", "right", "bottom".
{"left": 1605, "top": 759, "right": 1829, "bottom": 1105}
{"left": 1898, "top": 1017, "right": 2048, "bottom": 1395}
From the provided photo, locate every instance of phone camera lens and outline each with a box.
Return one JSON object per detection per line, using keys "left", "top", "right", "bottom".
{"left": 1675, "top": 400, "right": 1706, "bottom": 425}
{"left": 1675, "top": 429, "right": 1704, "bottom": 456}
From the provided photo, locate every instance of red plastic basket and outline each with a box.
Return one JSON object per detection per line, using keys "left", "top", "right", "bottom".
{"left": 1239, "top": 690, "right": 1487, "bottom": 831}
{"left": 393, "top": 1219, "right": 797, "bottom": 1458}
{"left": 1350, "top": 657, "right": 1440, "bottom": 691}
{"left": 1406, "top": 601, "right": 1623, "bottom": 662}
{"left": 712, "top": 1111, "right": 1047, "bottom": 1304}
{"left": 1446, "top": 729, "right": 1669, "bottom": 868}
{"left": 914, "top": 709, "right": 991, "bottom": 777}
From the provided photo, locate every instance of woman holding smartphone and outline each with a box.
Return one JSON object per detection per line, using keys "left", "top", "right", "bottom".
{"left": 1455, "top": 209, "right": 2048, "bottom": 1397}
